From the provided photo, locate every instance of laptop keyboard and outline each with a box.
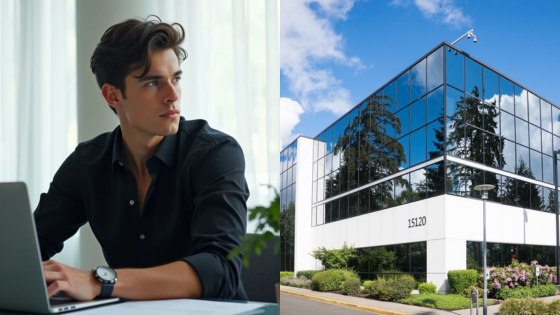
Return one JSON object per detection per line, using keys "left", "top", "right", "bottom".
{"left": 49, "top": 292, "right": 75, "bottom": 305}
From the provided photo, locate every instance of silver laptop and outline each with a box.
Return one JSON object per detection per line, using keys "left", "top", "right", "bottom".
{"left": 0, "top": 182, "right": 120, "bottom": 313}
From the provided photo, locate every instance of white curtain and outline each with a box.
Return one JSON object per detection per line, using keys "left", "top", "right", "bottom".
{"left": 0, "top": 0, "right": 279, "bottom": 268}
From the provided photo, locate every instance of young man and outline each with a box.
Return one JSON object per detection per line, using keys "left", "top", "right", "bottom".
{"left": 33, "top": 16, "right": 249, "bottom": 301}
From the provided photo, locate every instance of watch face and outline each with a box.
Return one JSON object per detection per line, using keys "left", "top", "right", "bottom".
{"left": 97, "top": 266, "right": 116, "bottom": 281}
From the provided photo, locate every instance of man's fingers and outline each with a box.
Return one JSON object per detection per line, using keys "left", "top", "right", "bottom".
{"left": 44, "top": 271, "right": 67, "bottom": 283}
{"left": 43, "top": 264, "right": 64, "bottom": 272}
{"left": 42, "top": 260, "right": 56, "bottom": 266}
{"left": 46, "top": 280, "right": 68, "bottom": 298}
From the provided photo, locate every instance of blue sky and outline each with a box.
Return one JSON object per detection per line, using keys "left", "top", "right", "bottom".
{"left": 280, "top": 0, "right": 560, "bottom": 149}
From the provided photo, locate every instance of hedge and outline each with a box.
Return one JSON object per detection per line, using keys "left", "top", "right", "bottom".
{"left": 297, "top": 270, "right": 322, "bottom": 280}
{"left": 499, "top": 298, "right": 560, "bottom": 315}
{"left": 448, "top": 270, "right": 478, "bottom": 295}
{"left": 280, "top": 271, "right": 294, "bottom": 278}
{"left": 418, "top": 282, "right": 437, "bottom": 294}
{"left": 495, "top": 284, "right": 557, "bottom": 300}
{"left": 342, "top": 278, "right": 362, "bottom": 295}
{"left": 365, "top": 275, "right": 416, "bottom": 301}
{"left": 311, "top": 269, "right": 359, "bottom": 292}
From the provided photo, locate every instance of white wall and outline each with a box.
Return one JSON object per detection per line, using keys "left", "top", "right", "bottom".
{"left": 293, "top": 137, "right": 314, "bottom": 274}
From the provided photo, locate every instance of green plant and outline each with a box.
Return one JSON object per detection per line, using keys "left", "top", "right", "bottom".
{"left": 227, "top": 187, "right": 279, "bottom": 267}
{"left": 311, "top": 269, "right": 359, "bottom": 292}
{"left": 365, "top": 279, "right": 380, "bottom": 297}
{"left": 549, "top": 300, "right": 560, "bottom": 314}
{"left": 399, "top": 293, "right": 495, "bottom": 310}
{"left": 280, "top": 276, "right": 312, "bottom": 289}
{"left": 447, "top": 270, "right": 478, "bottom": 295}
{"left": 367, "top": 275, "right": 415, "bottom": 301}
{"left": 310, "top": 242, "right": 357, "bottom": 270}
{"left": 297, "top": 270, "right": 322, "bottom": 280}
{"left": 418, "top": 282, "right": 437, "bottom": 294}
{"left": 363, "top": 280, "right": 372, "bottom": 288}
{"left": 495, "top": 284, "right": 557, "bottom": 300}
{"left": 280, "top": 271, "right": 294, "bottom": 278}
{"left": 498, "top": 298, "right": 549, "bottom": 315}
{"left": 342, "top": 278, "right": 362, "bottom": 295}
{"left": 462, "top": 285, "right": 482, "bottom": 298}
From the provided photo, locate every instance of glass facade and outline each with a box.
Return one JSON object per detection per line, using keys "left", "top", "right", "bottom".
{"left": 467, "top": 241, "right": 556, "bottom": 271}
{"left": 280, "top": 141, "right": 297, "bottom": 271}
{"left": 309, "top": 43, "right": 560, "bottom": 227}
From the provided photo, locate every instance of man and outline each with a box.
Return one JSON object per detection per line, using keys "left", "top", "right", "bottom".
{"left": 33, "top": 16, "right": 249, "bottom": 301}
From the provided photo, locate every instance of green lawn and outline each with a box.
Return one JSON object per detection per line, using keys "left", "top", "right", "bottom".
{"left": 398, "top": 293, "right": 496, "bottom": 310}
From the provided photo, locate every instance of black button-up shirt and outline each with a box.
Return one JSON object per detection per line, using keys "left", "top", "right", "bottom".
{"left": 33, "top": 117, "right": 249, "bottom": 300}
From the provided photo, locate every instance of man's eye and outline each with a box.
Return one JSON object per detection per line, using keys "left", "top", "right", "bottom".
{"left": 147, "top": 81, "right": 158, "bottom": 87}
{"left": 174, "top": 77, "right": 182, "bottom": 82}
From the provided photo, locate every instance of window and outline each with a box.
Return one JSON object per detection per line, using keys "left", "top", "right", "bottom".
{"left": 411, "top": 59, "right": 426, "bottom": 102}
{"left": 446, "top": 46, "right": 464, "bottom": 91}
{"left": 500, "top": 76, "right": 514, "bottom": 114}
{"left": 427, "top": 47, "right": 443, "bottom": 92}
{"left": 465, "top": 57, "right": 482, "bottom": 98}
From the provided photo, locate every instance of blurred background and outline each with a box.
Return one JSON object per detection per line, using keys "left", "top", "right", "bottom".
{"left": 0, "top": 0, "right": 279, "bottom": 270}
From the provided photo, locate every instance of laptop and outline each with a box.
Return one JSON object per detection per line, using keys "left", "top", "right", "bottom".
{"left": 0, "top": 182, "right": 120, "bottom": 313}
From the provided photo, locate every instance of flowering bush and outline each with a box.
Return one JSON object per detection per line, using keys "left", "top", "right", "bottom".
{"left": 479, "top": 260, "right": 557, "bottom": 298}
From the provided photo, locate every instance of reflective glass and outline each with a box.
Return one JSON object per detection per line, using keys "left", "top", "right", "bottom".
{"left": 530, "top": 150, "right": 542, "bottom": 181}
{"left": 446, "top": 46, "right": 464, "bottom": 90}
{"left": 358, "top": 187, "right": 369, "bottom": 215}
{"left": 465, "top": 57, "right": 482, "bottom": 98}
{"left": 542, "top": 131, "right": 553, "bottom": 156}
{"left": 446, "top": 86, "right": 465, "bottom": 119}
{"left": 410, "top": 127, "right": 427, "bottom": 166}
{"left": 369, "top": 149, "right": 383, "bottom": 183}
{"left": 339, "top": 195, "right": 348, "bottom": 220}
{"left": 331, "top": 199, "right": 339, "bottom": 221}
{"left": 384, "top": 117, "right": 395, "bottom": 141}
{"left": 446, "top": 117, "right": 462, "bottom": 157}
{"left": 284, "top": 170, "right": 289, "bottom": 188}
{"left": 326, "top": 126, "right": 333, "bottom": 154}
{"left": 555, "top": 136, "right": 560, "bottom": 153}
{"left": 529, "top": 124, "right": 541, "bottom": 152}
{"left": 483, "top": 67, "right": 499, "bottom": 105}
{"left": 411, "top": 96, "right": 426, "bottom": 132}
{"left": 293, "top": 142, "right": 298, "bottom": 164}
{"left": 325, "top": 202, "right": 331, "bottom": 223}
{"left": 543, "top": 155, "right": 553, "bottom": 184}
{"left": 332, "top": 121, "right": 341, "bottom": 153}
{"left": 317, "top": 177, "right": 324, "bottom": 201}
{"left": 553, "top": 105, "right": 560, "bottom": 137}
{"left": 348, "top": 160, "right": 358, "bottom": 190}
{"left": 542, "top": 186, "right": 554, "bottom": 212}
{"left": 528, "top": 93, "right": 540, "bottom": 127}
{"left": 501, "top": 111, "right": 515, "bottom": 141}
{"left": 317, "top": 204, "right": 324, "bottom": 225}
{"left": 541, "top": 100, "right": 553, "bottom": 133}
{"left": 514, "top": 84, "right": 528, "bottom": 121}
{"left": 484, "top": 132, "right": 502, "bottom": 168}
{"left": 360, "top": 102, "right": 369, "bottom": 130}
{"left": 426, "top": 162, "right": 445, "bottom": 198}
{"left": 427, "top": 86, "right": 444, "bottom": 123}
{"left": 395, "top": 174, "right": 410, "bottom": 205}
{"left": 325, "top": 152, "right": 332, "bottom": 175}
{"left": 397, "top": 70, "right": 410, "bottom": 111}
{"left": 350, "top": 106, "right": 360, "bottom": 134}
{"left": 339, "top": 159, "right": 348, "bottom": 194}
{"left": 332, "top": 146, "right": 340, "bottom": 172}
{"left": 382, "top": 179, "right": 395, "bottom": 208}
{"left": 281, "top": 150, "right": 286, "bottom": 172}
{"left": 500, "top": 76, "right": 514, "bottom": 114}
{"left": 318, "top": 157, "right": 325, "bottom": 179}
{"left": 385, "top": 140, "right": 398, "bottom": 174}
{"left": 395, "top": 106, "right": 410, "bottom": 137}
{"left": 318, "top": 131, "right": 326, "bottom": 158}
{"left": 483, "top": 104, "right": 500, "bottom": 135}
{"left": 325, "top": 174, "right": 331, "bottom": 199}
{"left": 410, "top": 168, "right": 426, "bottom": 202}
{"left": 287, "top": 145, "right": 293, "bottom": 168}
{"left": 517, "top": 179, "right": 531, "bottom": 209}
{"left": 293, "top": 164, "right": 297, "bottom": 184}
{"left": 370, "top": 94, "right": 383, "bottom": 128}
{"left": 427, "top": 120, "right": 443, "bottom": 159}
{"left": 287, "top": 166, "right": 292, "bottom": 186}
{"left": 465, "top": 126, "right": 483, "bottom": 164}
{"left": 411, "top": 59, "right": 426, "bottom": 102}
{"left": 358, "top": 133, "right": 369, "bottom": 187}
{"left": 516, "top": 144, "right": 530, "bottom": 176}
{"left": 341, "top": 114, "right": 350, "bottom": 146}
{"left": 463, "top": 94, "right": 482, "bottom": 127}
{"left": 516, "top": 118, "right": 529, "bottom": 147}
{"left": 384, "top": 80, "right": 396, "bottom": 116}
{"left": 427, "top": 47, "right": 443, "bottom": 92}
{"left": 370, "top": 185, "right": 382, "bottom": 212}
{"left": 503, "top": 139, "right": 516, "bottom": 173}
{"left": 349, "top": 191, "right": 359, "bottom": 217}
{"left": 396, "top": 135, "right": 409, "bottom": 170}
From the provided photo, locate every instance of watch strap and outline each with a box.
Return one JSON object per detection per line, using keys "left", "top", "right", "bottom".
{"left": 97, "top": 282, "right": 114, "bottom": 299}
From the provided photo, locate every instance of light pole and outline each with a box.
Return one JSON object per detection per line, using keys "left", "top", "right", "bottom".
{"left": 553, "top": 150, "right": 560, "bottom": 285}
{"left": 474, "top": 184, "right": 495, "bottom": 315}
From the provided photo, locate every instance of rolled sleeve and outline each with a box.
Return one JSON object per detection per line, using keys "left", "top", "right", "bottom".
{"left": 181, "top": 137, "right": 249, "bottom": 300}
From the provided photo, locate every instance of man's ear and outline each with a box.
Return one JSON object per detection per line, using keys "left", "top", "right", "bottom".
{"left": 101, "top": 83, "right": 122, "bottom": 111}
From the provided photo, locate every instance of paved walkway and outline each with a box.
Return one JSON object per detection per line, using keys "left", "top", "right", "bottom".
{"left": 280, "top": 285, "right": 560, "bottom": 315}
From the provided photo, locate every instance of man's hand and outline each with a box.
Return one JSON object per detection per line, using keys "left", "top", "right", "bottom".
{"left": 42, "top": 260, "right": 102, "bottom": 301}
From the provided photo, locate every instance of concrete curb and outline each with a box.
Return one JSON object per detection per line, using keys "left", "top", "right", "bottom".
{"left": 280, "top": 289, "right": 411, "bottom": 315}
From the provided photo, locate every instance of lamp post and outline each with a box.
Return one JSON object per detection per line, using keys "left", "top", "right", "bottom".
{"left": 554, "top": 150, "right": 560, "bottom": 285}
{"left": 474, "top": 184, "right": 495, "bottom": 315}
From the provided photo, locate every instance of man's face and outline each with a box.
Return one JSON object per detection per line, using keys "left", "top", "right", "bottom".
{"left": 117, "top": 48, "right": 182, "bottom": 137}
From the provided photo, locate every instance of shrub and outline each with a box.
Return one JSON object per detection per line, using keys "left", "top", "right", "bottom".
{"left": 461, "top": 285, "right": 482, "bottom": 298}
{"left": 484, "top": 260, "right": 557, "bottom": 298}
{"left": 363, "top": 280, "right": 372, "bottom": 288}
{"left": 418, "top": 282, "right": 437, "bottom": 294}
{"left": 310, "top": 242, "right": 357, "bottom": 270}
{"left": 549, "top": 300, "right": 560, "bottom": 314}
{"left": 297, "top": 270, "right": 322, "bottom": 280}
{"left": 498, "top": 298, "right": 549, "bottom": 315}
{"left": 367, "top": 275, "right": 415, "bottom": 301}
{"left": 448, "top": 270, "right": 478, "bottom": 295}
{"left": 365, "top": 279, "right": 380, "bottom": 297}
{"left": 311, "top": 269, "right": 359, "bottom": 292}
{"left": 495, "top": 284, "right": 557, "bottom": 300}
{"left": 399, "top": 293, "right": 494, "bottom": 310}
{"left": 280, "top": 271, "right": 294, "bottom": 278}
{"left": 342, "top": 278, "right": 362, "bottom": 296}
{"left": 279, "top": 276, "right": 312, "bottom": 289}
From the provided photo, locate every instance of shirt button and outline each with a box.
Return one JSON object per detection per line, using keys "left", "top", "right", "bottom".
{"left": 118, "top": 161, "right": 123, "bottom": 166}
{"left": 129, "top": 200, "right": 135, "bottom": 206}
{"left": 139, "top": 234, "right": 145, "bottom": 240}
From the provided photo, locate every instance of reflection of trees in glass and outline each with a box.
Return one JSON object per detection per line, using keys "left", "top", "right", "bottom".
{"left": 500, "top": 158, "right": 542, "bottom": 209}
{"left": 280, "top": 201, "right": 295, "bottom": 271}
{"left": 363, "top": 247, "right": 396, "bottom": 273}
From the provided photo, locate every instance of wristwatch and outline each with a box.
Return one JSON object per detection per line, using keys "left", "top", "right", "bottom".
{"left": 92, "top": 266, "right": 117, "bottom": 299}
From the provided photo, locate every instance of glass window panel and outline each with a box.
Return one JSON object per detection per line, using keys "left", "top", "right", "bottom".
{"left": 503, "top": 139, "right": 516, "bottom": 173}
{"left": 325, "top": 152, "right": 332, "bottom": 176}
{"left": 411, "top": 96, "right": 427, "bottom": 131}
{"left": 292, "top": 182, "right": 296, "bottom": 202}
{"left": 427, "top": 47, "right": 443, "bottom": 91}
{"left": 542, "top": 131, "right": 553, "bottom": 156}
{"left": 555, "top": 136, "right": 560, "bottom": 153}
{"left": 293, "top": 141, "right": 298, "bottom": 164}
{"left": 427, "top": 86, "right": 444, "bottom": 124}
{"left": 339, "top": 159, "right": 348, "bottom": 194}
{"left": 427, "top": 119, "right": 444, "bottom": 159}
{"left": 317, "top": 204, "right": 324, "bottom": 225}
{"left": 529, "top": 124, "right": 541, "bottom": 152}
{"left": 312, "top": 162, "right": 317, "bottom": 181}
{"left": 317, "top": 177, "right": 324, "bottom": 202}
{"left": 411, "top": 59, "right": 427, "bottom": 102}
{"left": 287, "top": 145, "right": 293, "bottom": 168}
{"left": 384, "top": 80, "right": 396, "bottom": 116}
{"left": 382, "top": 179, "right": 395, "bottom": 209}
{"left": 332, "top": 121, "right": 341, "bottom": 153}
{"left": 395, "top": 173, "right": 410, "bottom": 205}
{"left": 542, "top": 186, "right": 554, "bottom": 213}
{"left": 410, "top": 242, "right": 427, "bottom": 274}
{"left": 484, "top": 172, "right": 501, "bottom": 203}
{"left": 312, "top": 181, "right": 317, "bottom": 204}
{"left": 359, "top": 187, "right": 369, "bottom": 215}
{"left": 530, "top": 150, "right": 542, "bottom": 181}
{"left": 318, "top": 132, "right": 327, "bottom": 158}
{"left": 287, "top": 166, "right": 292, "bottom": 186}
{"left": 383, "top": 117, "right": 395, "bottom": 141}
{"left": 281, "top": 150, "right": 286, "bottom": 172}
{"left": 360, "top": 101, "right": 369, "bottom": 131}
{"left": 410, "top": 168, "right": 426, "bottom": 202}
{"left": 370, "top": 185, "right": 382, "bottom": 212}
{"left": 465, "top": 57, "right": 482, "bottom": 98}
{"left": 348, "top": 160, "right": 358, "bottom": 190}
{"left": 396, "top": 135, "right": 409, "bottom": 170}
{"left": 541, "top": 100, "right": 553, "bottom": 133}
{"left": 516, "top": 118, "right": 529, "bottom": 147}
{"left": 499, "top": 175, "right": 516, "bottom": 206}
{"left": 515, "top": 84, "right": 528, "bottom": 121}
{"left": 293, "top": 164, "right": 297, "bottom": 184}
{"left": 501, "top": 111, "right": 515, "bottom": 141}
{"left": 516, "top": 144, "right": 530, "bottom": 176}
{"left": 350, "top": 106, "right": 360, "bottom": 134}
{"left": 331, "top": 199, "right": 339, "bottom": 221}
{"left": 318, "top": 157, "right": 325, "bottom": 179}
{"left": 341, "top": 114, "right": 350, "bottom": 146}
{"left": 325, "top": 174, "right": 332, "bottom": 199}
{"left": 484, "top": 132, "right": 502, "bottom": 168}
{"left": 426, "top": 162, "right": 445, "bottom": 198}
{"left": 369, "top": 149, "right": 383, "bottom": 183}
{"left": 553, "top": 106, "right": 560, "bottom": 137}
{"left": 463, "top": 94, "right": 482, "bottom": 128}
{"left": 395, "top": 106, "right": 410, "bottom": 137}
{"left": 446, "top": 117, "right": 464, "bottom": 158}
{"left": 446, "top": 46, "right": 464, "bottom": 91}
{"left": 283, "top": 170, "right": 289, "bottom": 188}
{"left": 410, "top": 127, "right": 427, "bottom": 166}
{"left": 543, "top": 155, "right": 553, "bottom": 184}
{"left": 311, "top": 207, "right": 316, "bottom": 227}
{"left": 325, "top": 202, "right": 331, "bottom": 223}
{"left": 483, "top": 104, "right": 500, "bottom": 135}
{"left": 446, "top": 86, "right": 465, "bottom": 120}
{"left": 528, "top": 93, "right": 540, "bottom": 127}
{"left": 339, "top": 195, "right": 348, "bottom": 220}
{"left": 349, "top": 191, "right": 359, "bottom": 217}
{"left": 397, "top": 70, "right": 410, "bottom": 111}
{"left": 326, "top": 126, "right": 333, "bottom": 154}
{"left": 517, "top": 179, "right": 531, "bottom": 209}
{"left": 483, "top": 67, "right": 499, "bottom": 105}
{"left": 500, "top": 76, "right": 514, "bottom": 114}
{"left": 465, "top": 126, "right": 483, "bottom": 164}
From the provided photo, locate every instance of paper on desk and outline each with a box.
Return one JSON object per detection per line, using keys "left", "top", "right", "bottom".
{"left": 74, "top": 299, "right": 263, "bottom": 315}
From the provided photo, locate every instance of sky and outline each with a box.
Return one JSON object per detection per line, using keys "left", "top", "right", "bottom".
{"left": 280, "top": 0, "right": 560, "bottom": 150}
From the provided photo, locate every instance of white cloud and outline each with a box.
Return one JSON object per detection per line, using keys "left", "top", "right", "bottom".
{"left": 281, "top": 0, "right": 364, "bottom": 115}
{"left": 391, "top": 0, "right": 472, "bottom": 28}
{"left": 280, "top": 97, "right": 304, "bottom": 148}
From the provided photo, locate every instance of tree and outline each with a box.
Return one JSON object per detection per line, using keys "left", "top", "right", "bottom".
{"left": 311, "top": 241, "right": 358, "bottom": 270}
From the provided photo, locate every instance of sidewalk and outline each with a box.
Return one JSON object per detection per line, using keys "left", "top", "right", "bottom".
{"left": 280, "top": 285, "right": 560, "bottom": 315}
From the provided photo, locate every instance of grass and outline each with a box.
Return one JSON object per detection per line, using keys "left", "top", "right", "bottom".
{"left": 398, "top": 293, "right": 496, "bottom": 310}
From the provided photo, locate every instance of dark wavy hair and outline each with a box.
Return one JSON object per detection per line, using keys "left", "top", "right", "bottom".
{"left": 90, "top": 15, "right": 188, "bottom": 115}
